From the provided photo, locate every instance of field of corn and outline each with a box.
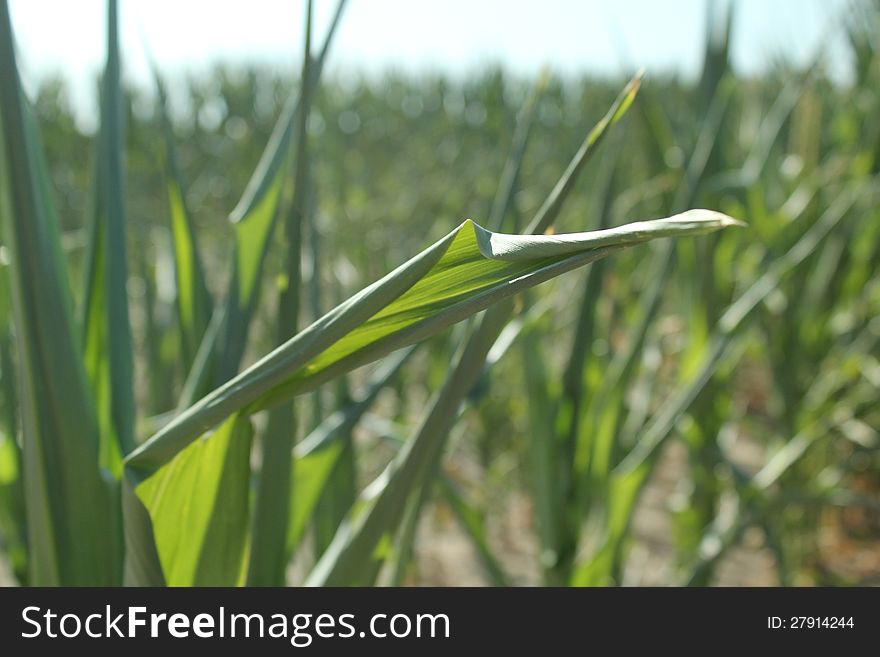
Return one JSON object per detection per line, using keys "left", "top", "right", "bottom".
{"left": 0, "top": 0, "right": 878, "bottom": 587}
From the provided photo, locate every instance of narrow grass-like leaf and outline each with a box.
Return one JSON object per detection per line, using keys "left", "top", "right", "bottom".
{"left": 520, "top": 319, "right": 562, "bottom": 582}
{"left": 569, "top": 182, "right": 867, "bottom": 586}
{"left": 525, "top": 73, "right": 641, "bottom": 235}
{"left": 181, "top": 0, "right": 348, "bottom": 400}
{"left": 288, "top": 347, "right": 415, "bottom": 556}
{"left": 487, "top": 69, "right": 546, "bottom": 231}
{"left": 248, "top": 0, "right": 314, "bottom": 585}
{"left": 438, "top": 475, "right": 511, "bottom": 587}
{"left": 81, "top": 0, "right": 135, "bottom": 461}
{"left": 311, "top": 435, "right": 356, "bottom": 559}
{"left": 537, "top": 157, "right": 618, "bottom": 584}
{"left": 151, "top": 66, "right": 213, "bottom": 370}
{"left": 375, "top": 73, "right": 549, "bottom": 584}
{"left": 287, "top": 441, "right": 344, "bottom": 558}
{"left": 384, "top": 472, "right": 432, "bottom": 586}
{"left": 0, "top": 0, "right": 120, "bottom": 585}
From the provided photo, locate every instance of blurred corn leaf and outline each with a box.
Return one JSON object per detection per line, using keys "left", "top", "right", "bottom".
{"left": 151, "top": 66, "right": 213, "bottom": 371}
{"left": 369, "top": 71, "right": 549, "bottom": 584}
{"left": 180, "top": 0, "right": 348, "bottom": 403}
{"left": 287, "top": 346, "right": 416, "bottom": 556}
{"left": 307, "top": 75, "right": 648, "bottom": 586}
{"left": 437, "top": 475, "right": 511, "bottom": 587}
{"left": 249, "top": 0, "right": 315, "bottom": 585}
{"left": 80, "top": 0, "right": 134, "bottom": 467}
{"left": 0, "top": 0, "right": 121, "bottom": 585}
{"left": 0, "top": 265, "right": 25, "bottom": 579}
{"left": 570, "top": 180, "right": 868, "bottom": 586}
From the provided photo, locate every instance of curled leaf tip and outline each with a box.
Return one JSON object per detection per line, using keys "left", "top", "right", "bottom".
{"left": 694, "top": 209, "right": 747, "bottom": 228}
{"left": 670, "top": 209, "right": 746, "bottom": 229}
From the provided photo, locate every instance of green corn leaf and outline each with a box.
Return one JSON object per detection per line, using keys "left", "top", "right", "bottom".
{"left": 248, "top": 0, "right": 315, "bottom": 586}
{"left": 536, "top": 157, "right": 618, "bottom": 584}
{"left": 360, "top": 71, "right": 553, "bottom": 586}
{"left": 194, "top": 0, "right": 348, "bottom": 394}
{"left": 310, "top": 430, "right": 356, "bottom": 560}
{"left": 376, "top": 72, "right": 547, "bottom": 581}
{"left": 299, "top": 214, "right": 739, "bottom": 587}
{"left": 0, "top": 0, "right": 121, "bottom": 585}
{"left": 0, "top": 422, "right": 26, "bottom": 583}
{"left": 0, "top": 263, "right": 25, "bottom": 581}
{"left": 151, "top": 66, "right": 213, "bottom": 371}
{"left": 570, "top": 181, "right": 867, "bottom": 586}
{"left": 526, "top": 73, "right": 641, "bottom": 235}
{"left": 487, "top": 68, "right": 546, "bottom": 231}
{"left": 122, "top": 211, "right": 740, "bottom": 585}
{"left": 567, "top": 80, "right": 735, "bottom": 585}
{"left": 132, "top": 414, "right": 253, "bottom": 586}
{"left": 698, "top": 0, "right": 733, "bottom": 111}
{"left": 306, "top": 74, "right": 652, "bottom": 586}
{"left": 80, "top": 0, "right": 134, "bottom": 467}
{"left": 225, "top": 0, "right": 347, "bottom": 233}
{"left": 438, "top": 475, "right": 511, "bottom": 587}
{"left": 520, "top": 320, "right": 563, "bottom": 582}
{"left": 131, "top": 211, "right": 742, "bottom": 471}
{"left": 287, "top": 440, "right": 345, "bottom": 558}
{"left": 212, "top": 168, "right": 287, "bottom": 386}
{"left": 288, "top": 346, "right": 415, "bottom": 557}
{"left": 304, "top": 299, "right": 511, "bottom": 587}
{"left": 383, "top": 477, "right": 430, "bottom": 586}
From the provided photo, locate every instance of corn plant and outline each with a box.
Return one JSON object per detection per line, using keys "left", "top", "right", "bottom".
{"left": 0, "top": 0, "right": 743, "bottom": 587}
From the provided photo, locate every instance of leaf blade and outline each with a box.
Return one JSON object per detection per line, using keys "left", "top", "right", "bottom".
{"left": 127, "top": 211, "right": 741, "bottom": 473}
{"left": 134, "top": 414, "right": 252, "bottom": 586}
{"left": 0, "top": 0, "right": 120, "bottom": 585}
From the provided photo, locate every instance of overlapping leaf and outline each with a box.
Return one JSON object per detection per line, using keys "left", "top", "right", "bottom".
{"left": 134, "top": 415, "right": 252, "bottom": 586}
{"left": 0, "top": 0, "right": 120, "bottom": 585}
{"left": 122, "top": 207, "right": 739, "bottom": 584}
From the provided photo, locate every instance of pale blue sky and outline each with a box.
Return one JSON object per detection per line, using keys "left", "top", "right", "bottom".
{"left": 8, "top": 0, "right": 852, "bottom": 127}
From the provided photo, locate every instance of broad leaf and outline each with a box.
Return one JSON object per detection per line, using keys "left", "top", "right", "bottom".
{"left": 134, "top": 415, "right": 252, "bottom": 586}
